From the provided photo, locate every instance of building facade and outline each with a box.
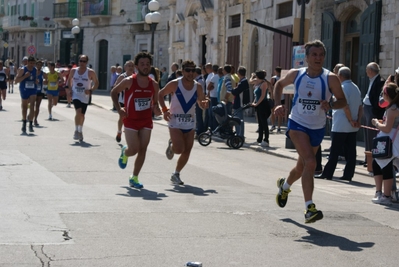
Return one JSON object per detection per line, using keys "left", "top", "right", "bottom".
{"left": 167, "top": 0, "right": 397, "bottom": 97}
{"left": 1, "top": 0, "right": 170, "bottom": 90}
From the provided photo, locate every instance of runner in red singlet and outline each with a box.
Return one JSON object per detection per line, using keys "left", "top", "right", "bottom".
{"left": 111, "top": 52, "right": 162, "bottom": 189}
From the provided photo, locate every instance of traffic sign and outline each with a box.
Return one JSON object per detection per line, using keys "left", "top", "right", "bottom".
{"left": 27, "top": 45, "right": 36, "bottom": 55}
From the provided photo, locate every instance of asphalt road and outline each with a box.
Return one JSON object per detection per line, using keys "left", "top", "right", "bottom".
{"left": 0, "top": 89, "right": 398, "bottom": 266}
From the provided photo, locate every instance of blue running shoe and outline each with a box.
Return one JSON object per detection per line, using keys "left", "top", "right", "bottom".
{"left": 118, "top": 145, "right": 128, "bottom": 169}
{"left": 129, "top": 175, "right": 143, "bottom": 189}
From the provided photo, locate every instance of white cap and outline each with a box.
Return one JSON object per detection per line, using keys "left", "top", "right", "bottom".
{"left": 22, "top": 56, "right": 28, "bottom": 61}
{"left": 396, "top": 67, "right": 399, "bottom": 74}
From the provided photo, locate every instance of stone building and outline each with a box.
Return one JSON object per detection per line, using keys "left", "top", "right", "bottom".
{"left": 1, "top": 0, "right": 170, "bottom": 90}
{"left": 167, "top": 0, "right": 397, "bottom": 96}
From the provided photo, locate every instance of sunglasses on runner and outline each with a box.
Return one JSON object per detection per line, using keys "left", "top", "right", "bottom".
{"left": 184, "top": 68, "right": 196, "bottom": 73}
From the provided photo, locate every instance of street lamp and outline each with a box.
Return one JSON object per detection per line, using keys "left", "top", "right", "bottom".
{"left": 71, "top": 18, "right": 80, "bottom": 64}
{"left": 144, "top": 0, "right": 161, "bottom": 55}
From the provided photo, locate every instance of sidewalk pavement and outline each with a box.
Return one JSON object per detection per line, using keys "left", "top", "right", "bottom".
{"left": 91, "top": 90, "right": 372, "bottom": 178}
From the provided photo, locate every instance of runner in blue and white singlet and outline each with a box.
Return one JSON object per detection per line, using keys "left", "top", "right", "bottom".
{"left": 168, "top": 77, "right": 198, "bottom": 131}
{"left": 272, "top": 40, "right": 347, "bottom": 224}
{"left": 159, "top": 60, "right": 209, "bottom": 186}
{"left": 290, "top": 67, "right": 332, "bottom": 130}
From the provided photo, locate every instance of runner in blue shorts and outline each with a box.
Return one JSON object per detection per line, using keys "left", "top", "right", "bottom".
{"left": 273, "top": 40, "right": 347, "bottom": 223}
{"left": 15, "top": 56, "right": 37, "bottom": 133}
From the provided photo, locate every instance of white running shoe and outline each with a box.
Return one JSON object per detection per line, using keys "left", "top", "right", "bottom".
{"left": 259, "top": 141, "right": 269, "bottom": 147}
{"left": 166, "top": 139, "right": 174, "bottom": 160}
{"left": 372, "top": 194, "right": 392, "bottom": 205}
{"left": 170, "top": 173, "right": 184, "bottom": 185}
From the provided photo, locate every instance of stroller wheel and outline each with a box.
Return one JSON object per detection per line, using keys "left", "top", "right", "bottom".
{"left": 229, "top": 136, "right": 244, "bottom": 149}
{"left": 226, "top": 138, "right": 232, "bottom": 147}
{"left": 198, "top": 132, "right": 212, "bottom": 146}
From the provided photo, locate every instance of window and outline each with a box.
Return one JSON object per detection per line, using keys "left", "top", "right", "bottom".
{"left": 31, "top": 3, "right": 34, "bottom": 17}
{"left": 277, "top": 1, "right": 293, "bottom": 19}
{"left": 230, "top": 14, "right": 240, "bottom": 28}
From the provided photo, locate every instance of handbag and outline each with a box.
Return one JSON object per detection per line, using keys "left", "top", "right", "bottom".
{"left": 372, "top": 124, "right": 399, "bottom": 159}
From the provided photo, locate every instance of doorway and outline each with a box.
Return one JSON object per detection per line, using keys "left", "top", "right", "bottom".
{"left": 98, "top": 40, "right": 108, "bottom": 90}
{"left": 344, "top": 11, "right": 360, "bottom": 82}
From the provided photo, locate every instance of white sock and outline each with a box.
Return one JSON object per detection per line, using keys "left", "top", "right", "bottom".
{"left": 173, "top": 171, "right": 179, "bottom": 175}
{"left": 305, "top": 200, "right": 313, "bottom": 209}
{"left": 77, "top": 125, "right": 82, "bottom": 132}
{"left": 282, "top": 182, "right": 291, "bottom": 191}
{"left": 75, "top": 125, "right": 78, "bottom": 131}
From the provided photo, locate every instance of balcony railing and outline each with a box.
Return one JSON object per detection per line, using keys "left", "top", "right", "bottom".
{"left": 82, "top": 0, "right": 111, "bottom": 16}
{"left": 53, "top": 2, "right": 81, "bottom": 19}
{"left": 2, "top": 15, "right": 55, "bottom": 29}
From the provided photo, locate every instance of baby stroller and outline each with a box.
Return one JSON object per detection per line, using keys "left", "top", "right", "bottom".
{"left": 198, "top": 102, "right": 251, "bottom": 149}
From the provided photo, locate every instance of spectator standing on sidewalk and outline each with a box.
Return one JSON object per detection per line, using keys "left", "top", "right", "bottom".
{"left": 362, "top": 62, "right": 385, "bottom": 167}
{"left": 206, "top": 64, "right": 220, "bottom": 131}
{"left": 195, "top": 67, "right": 206, "bottom": 136}
{"left": 113, "top": 60, "right": 135, "bottom": 143}
{"left": 274, "top": 40, "right": 346, "bottom": 223}
{"left": 160, "top": 67, "right": 168, "bottom": 89}
{"left": 249, "top": 70, "right": 272, "bottom": 147}
{"left": 232, "top": 66, "right": 249, "bottom": 138}
{"left": 270, "top": 66, "right": 283, "bottom": 133}
{"left": 315, "top": 67, "right": 362, "bottom": 181}
{"left": 220, "top": 65, "right": 236, "bottom": 115}
{"left": 371, "top": 80, "right": 399, "bottom": 206}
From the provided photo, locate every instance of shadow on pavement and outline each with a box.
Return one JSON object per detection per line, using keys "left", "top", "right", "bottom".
{"left": 281, "top": 218, "right": 374, "bottom": 251}
{"left": 117, "top": 186, "right": 168, "bottom": 201}
{"left": 166, "top": 184, "right": 218, "bottom": 196}
{"left": 70, "top": 141, "right": 100, "bottom": 148}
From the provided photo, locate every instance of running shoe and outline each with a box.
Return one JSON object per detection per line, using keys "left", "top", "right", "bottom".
{"left": 276, "top": 177, "right": 291, "bottom": 208}
{"left": 66, "top": 103, "right": 71, "bottom": 108}
{"left": 129, "top": 175, "right": 143, "bottom": 189}
{"left": 34, "top": 120, "right": 39, "bottom": 126}
{"left": 270, "top": 125, "right": 276, "bottom": 132}
{"left": 28, "top": 123, "right": 34, "bottom": 133}
{"left": 372, "top": 194, "right": 392, "bottom": 206}
{"left": 116, "top": 132, "right": 122, "bottom": 143}
{"left": 49, "top": 114, "right": 52, "bottom": 120}
{"left": 304, "top": 203, "right": 324, "bottom": 223}
{"left": 277, "top": 128, "right": 282, "bottom": 133}
{"left": 118, "top": 145, "right": 128, "bottom": 169}
{"left": 166, "top": 139, "right": 174, "bottom": 160}
{"left": 79, "top": 132, "right": 84, "bottom": 142}
{"left": 21, "top": 123, "right": 27, "bottom": 133}
{"left": 259, "top": 141, "right": 269, "bottom": 147}
{"left": 73, "top": 131, "right": 79, "bottom": 140}
{"left": 371, "top": 191, "right": 382, "bottom": 203}
{"left": 171, "top": 173, "right": 184, "bottom": 185}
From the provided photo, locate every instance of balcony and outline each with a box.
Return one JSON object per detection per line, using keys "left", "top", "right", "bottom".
{"left": 2, "top": 15, "right": 56, "bottom": 31}
{"left": 53, "top": 2, "right": 81, "bottom": 26}
{"left": 82, "top": 0, "right": 112, "bottom": 24}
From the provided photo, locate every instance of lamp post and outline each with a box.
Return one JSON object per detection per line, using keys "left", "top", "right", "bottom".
{"left": 71, "top": 18, "right": 80, "bottom": 64}
{"left": 144, "top": 0, "right": 161, "bottom": 55}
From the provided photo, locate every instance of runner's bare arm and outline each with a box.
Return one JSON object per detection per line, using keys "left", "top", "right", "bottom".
{"left": 152, "top": 80, "right": 162, "bottom": 116}
{"left": 326, "top": 73, "right": 347, "bottom": 110}
{"left": 89, "top": 70, "right": 99, "bottom": 91}
{"left": 14, "top": 68, "right": 28, "bottom": 84}
{"left": 196, "top": 83, "right": 209, "bottom": 109}
{"left": 273, "top": 69, "right": 297, "bottom": 106}
{"left": 67, "top": 69, "right": 75, "bottom": 88}
{"left": 111, "top": 78, "right": 132, "bottom": 116}
{"left": 159, "top": 80, "right": 178, "bottom": 121}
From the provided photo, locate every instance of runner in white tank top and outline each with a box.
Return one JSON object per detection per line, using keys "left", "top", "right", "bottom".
{"left": 159, "top": 60, "right": 209, "bottom": 186}
{"left": 67, "top": 55, "right": 99, "bottom": 142}
{"left": 272, "top": 40, "right": 347, "bottom": 224}
{"left": 72, "top": 68, "right": 92, "bottom": 104}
